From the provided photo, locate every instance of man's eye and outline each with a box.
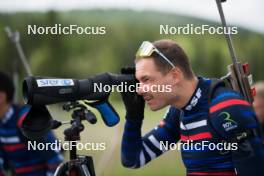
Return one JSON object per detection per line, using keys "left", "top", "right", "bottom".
{"left": 142, "top": 78, "right": 149, "bottom": 82}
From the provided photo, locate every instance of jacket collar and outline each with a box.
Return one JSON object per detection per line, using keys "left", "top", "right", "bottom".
{"left": 181, "top": 77, "right": 210, "bottom": 113}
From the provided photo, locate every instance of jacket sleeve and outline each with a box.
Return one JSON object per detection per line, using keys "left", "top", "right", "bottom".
{"left": 209, "top": 87, "right": 264, "bottom": 176}
{"left": 121, "top": 107, "right": 181, "bottom": 168}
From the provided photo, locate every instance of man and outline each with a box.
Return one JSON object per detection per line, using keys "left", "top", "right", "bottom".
{"left": 121, "top": 40, "right": 264, "bottom": 176}
{"left": 253, "top": 82, "right": 264, "bottom": 131}
{"left": 0, "top": 71, "right": 63, "bottom": 176}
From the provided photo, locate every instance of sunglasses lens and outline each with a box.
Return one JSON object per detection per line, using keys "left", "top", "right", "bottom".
{"left": 135, "top": 41, "right": 175, "bottom": 68}
{"left": 136, "top": 41, "right": 154, "bottom": 57}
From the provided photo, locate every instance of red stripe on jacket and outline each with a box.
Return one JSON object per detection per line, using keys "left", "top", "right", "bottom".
{"left": 188, "top": 171, "right": 236, "bottom": 176}
{"left": 15, "top": 164, "right": 47, "bottom": 174}
{"left": 210, "top": 99, "right": 250, "bottom": 113}
{"left": 181, "top": 132, "right": 212, "bottom": 141}
{"left": 3, "top": 143, "right": 26, "bottom": 151}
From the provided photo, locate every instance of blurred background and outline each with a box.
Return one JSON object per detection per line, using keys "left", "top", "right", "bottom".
{"left": 0, "top": 0, "right": 263, "bottom": 175}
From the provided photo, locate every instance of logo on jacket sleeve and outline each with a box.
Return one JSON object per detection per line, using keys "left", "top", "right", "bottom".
{"left": 219, "top": 112, "right": 238, "bottom": 131}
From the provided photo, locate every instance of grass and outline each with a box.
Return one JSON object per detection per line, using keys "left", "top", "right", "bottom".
{"left": 47, "top": 97, "right": 186, "bottom": 176}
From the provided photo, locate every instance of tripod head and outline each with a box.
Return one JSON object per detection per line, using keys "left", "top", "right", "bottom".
{"left": 52, "top": 101, "right": 97, "bottom": 141}
{"left": 53, "top": 101, "right": 97, "bottom": 176}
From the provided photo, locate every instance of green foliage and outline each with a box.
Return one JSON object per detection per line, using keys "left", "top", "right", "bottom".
{"left": 0, "top": 9, "right": 263, "bottom": 82}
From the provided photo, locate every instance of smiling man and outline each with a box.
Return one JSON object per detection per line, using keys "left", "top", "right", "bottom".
{"left": 120, "top": 39, "right": 264, "bottom": 176}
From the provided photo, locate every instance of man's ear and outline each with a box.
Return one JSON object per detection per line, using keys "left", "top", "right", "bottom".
{"left": 170, "top": 67, "right": 183, "bottom": 85}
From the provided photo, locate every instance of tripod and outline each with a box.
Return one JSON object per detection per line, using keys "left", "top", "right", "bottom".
{"left": 53, "top": 102, "right": 97, "bottom": 176}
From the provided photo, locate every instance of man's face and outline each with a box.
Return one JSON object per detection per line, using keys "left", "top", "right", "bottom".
{"left": 135, "top": 58, "right": 176, "bottom": 111}
{"left": 253, "top": 96, "right": 264, "bottom": 123}
{"left": 0, "top": 91, "right": 8, "bottom": 118}
{"left": 0, "top": 91, "right": 7, "bottom": 105}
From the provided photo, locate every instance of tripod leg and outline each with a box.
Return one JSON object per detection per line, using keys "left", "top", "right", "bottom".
{"left": 84, "top": 156, "right": 96, "bottom": 176}
{"left": 54, "top": 162, "right": 69, "bottom": 176}
{"left": 72, "top": 164, "right": 92, "bottom": 176}
{"left": 72, "top": 156, "right": 96, "bottom": 176}
{"left": 81, "top": 164, "right": 92, "bottom": 176}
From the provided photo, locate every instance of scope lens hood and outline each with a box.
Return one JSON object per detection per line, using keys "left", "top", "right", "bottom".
{"left": 20, "top": 105, "right": 53, "bottom": 140}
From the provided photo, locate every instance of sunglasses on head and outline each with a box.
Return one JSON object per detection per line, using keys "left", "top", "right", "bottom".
{"left": 135, "top": 41, "right": 176, "bottom": 68}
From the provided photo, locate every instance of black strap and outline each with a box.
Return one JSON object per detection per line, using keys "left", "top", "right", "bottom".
{"left": 227, "top": 129, "right": 259, "bottom": 143}
{"left": 207, "top": 79, "right": 227, "bottom": 139}
{"left": 208, "top": 78, "right": 226, "bottom": 103}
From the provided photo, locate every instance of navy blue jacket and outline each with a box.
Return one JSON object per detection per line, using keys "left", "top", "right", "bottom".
{"left": 121, "top": 77, "right": 264, "bottom": 176}
{"left": 0, "top": 105, "right": 63, "bottom": 176}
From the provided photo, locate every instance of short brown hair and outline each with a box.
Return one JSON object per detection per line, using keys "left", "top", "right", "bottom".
{"left": 136, "top": 39, "right": 194, "bottom": 79}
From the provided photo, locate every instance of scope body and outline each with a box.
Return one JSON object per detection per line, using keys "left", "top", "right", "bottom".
{"left": 23, "top": 72, "right": 135, "bottom": 105}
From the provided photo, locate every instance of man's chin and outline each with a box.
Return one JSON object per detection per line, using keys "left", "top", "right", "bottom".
{"left": 148, "top": 104, "right": 163, "bottom": 111}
